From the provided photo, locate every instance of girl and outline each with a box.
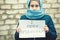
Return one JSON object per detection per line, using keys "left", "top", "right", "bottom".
{"left": 15, "top": 0, "right": 57, "bottom": 40}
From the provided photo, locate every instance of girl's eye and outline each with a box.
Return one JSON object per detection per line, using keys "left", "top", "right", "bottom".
{"left": 30, "top": 5, "right": 39, "bottom": 7}
{"left": 31, "top": 5, "right": 34, "bottom": 7}
{"left": 35, "top": 5, "right": 39, "bottom": 7}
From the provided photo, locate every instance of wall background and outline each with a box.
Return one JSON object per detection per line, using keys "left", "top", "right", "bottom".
{"left": 0, "top": 0, "right": 60, "bottom": 40}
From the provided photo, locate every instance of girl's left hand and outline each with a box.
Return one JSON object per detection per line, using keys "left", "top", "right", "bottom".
{"left": 44, "top": 25, "right": 49, "bottom": 32}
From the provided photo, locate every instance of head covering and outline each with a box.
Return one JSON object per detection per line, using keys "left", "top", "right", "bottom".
{"left": 25, "top": 0, "right": 46, "bottom": 19}
{"left": 28, "top": 0, "right": 40, "bottom": 7}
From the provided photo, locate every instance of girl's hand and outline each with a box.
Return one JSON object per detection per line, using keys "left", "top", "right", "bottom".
{"left": 16, "top": 27, "right": 21, "bottom": 33}
{"left": 44, "top": 25, "right": 49, "bottom": 32}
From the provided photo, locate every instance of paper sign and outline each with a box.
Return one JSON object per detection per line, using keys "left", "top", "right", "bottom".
{"left": 19, "top": 20, "right": 45, "bottom": 38}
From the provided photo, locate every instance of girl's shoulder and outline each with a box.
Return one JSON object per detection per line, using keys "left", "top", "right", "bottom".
{"left": 44, "top": 14, "right": 52, "bottom": 19}
{"left": 20, "top": 15, "right": 27, "bottom": 19}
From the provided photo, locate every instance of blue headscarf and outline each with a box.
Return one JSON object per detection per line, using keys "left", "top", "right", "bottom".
{"left": 25, "top": 0, "right": 46, "bottom": 19}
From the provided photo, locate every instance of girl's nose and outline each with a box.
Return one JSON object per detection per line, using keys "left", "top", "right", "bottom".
{"left": 33, "top": 7, "right": 36, "bottom": 10}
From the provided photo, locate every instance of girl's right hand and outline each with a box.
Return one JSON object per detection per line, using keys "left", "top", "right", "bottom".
{"left": 16, "top": 27, "right": 21, "bottom": 33}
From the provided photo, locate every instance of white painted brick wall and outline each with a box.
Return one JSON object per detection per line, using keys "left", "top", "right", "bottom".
{"left": 55, "top": 14, "right": 60, "bottom": 18}
{"left": 52, "top": 4, "right": 60, "bottom": 8}
{"left": 15, "top": 14, "right": 21, "bottom": 18}
{"left": 10, "top": 25, "right": 17, "bottom": 29}
{"left": 18, "top": 9, "right": 27, "bottom": 14}
{"left": 5, "top": 0, "right": 18, "bottom": 4}
{"left": 46, "top": 0, "right": 57, "bottom": 3}
{"left": 8, "top": 15, "right": 14, "bottom": 19}
{"left": 12, "top": 4, "right": 24, "bottom": 9}
{"left": 0, "top": 0, "right": 4, "bottom": 4}
{"left": 5, "top": 19, "right": 16, "bottom": 24}
{"left": 0, "top": 10, "right": 5, "bottom": 14}
{"left": 0, "top": 31, "right": 8, "bottom": 35}
{"left": 0, "top": 20, "right": 4, "bottom": 25}
{"left": 18, "top": 0, "right": 27, "bottom": 3}
{"left": 1, "top": 5, "right": 11, "bottom": 9}
{"left": 58, "top": 0, "right": 60, "bottom": 3}
{"left": 55, "top": 24, "right": 60, "bottom": 28}
{"left": 2, "top": 15, "right": 7, "bottom": 19}
{"left": 0, "top": 25, "right": 10, "bottom": 30}
{"left": 6, "top": 10, "right": 18, "bottom": 14}
{"left": 43, "top": 4, "right": 51, "bottom": 8}
{"left": 45, "top": 9, "right": 58, "bottom": 14}
{"left": 0, "top": 36, "right": 5, "bottom": 40}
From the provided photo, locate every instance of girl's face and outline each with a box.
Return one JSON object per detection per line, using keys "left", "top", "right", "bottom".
{"left": 30, "top": 1, "right": 40, "bottom": 10}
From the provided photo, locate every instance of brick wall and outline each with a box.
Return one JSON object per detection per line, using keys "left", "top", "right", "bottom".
{"left": 0, "top": 0, "right": 60, "bottom": 40}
